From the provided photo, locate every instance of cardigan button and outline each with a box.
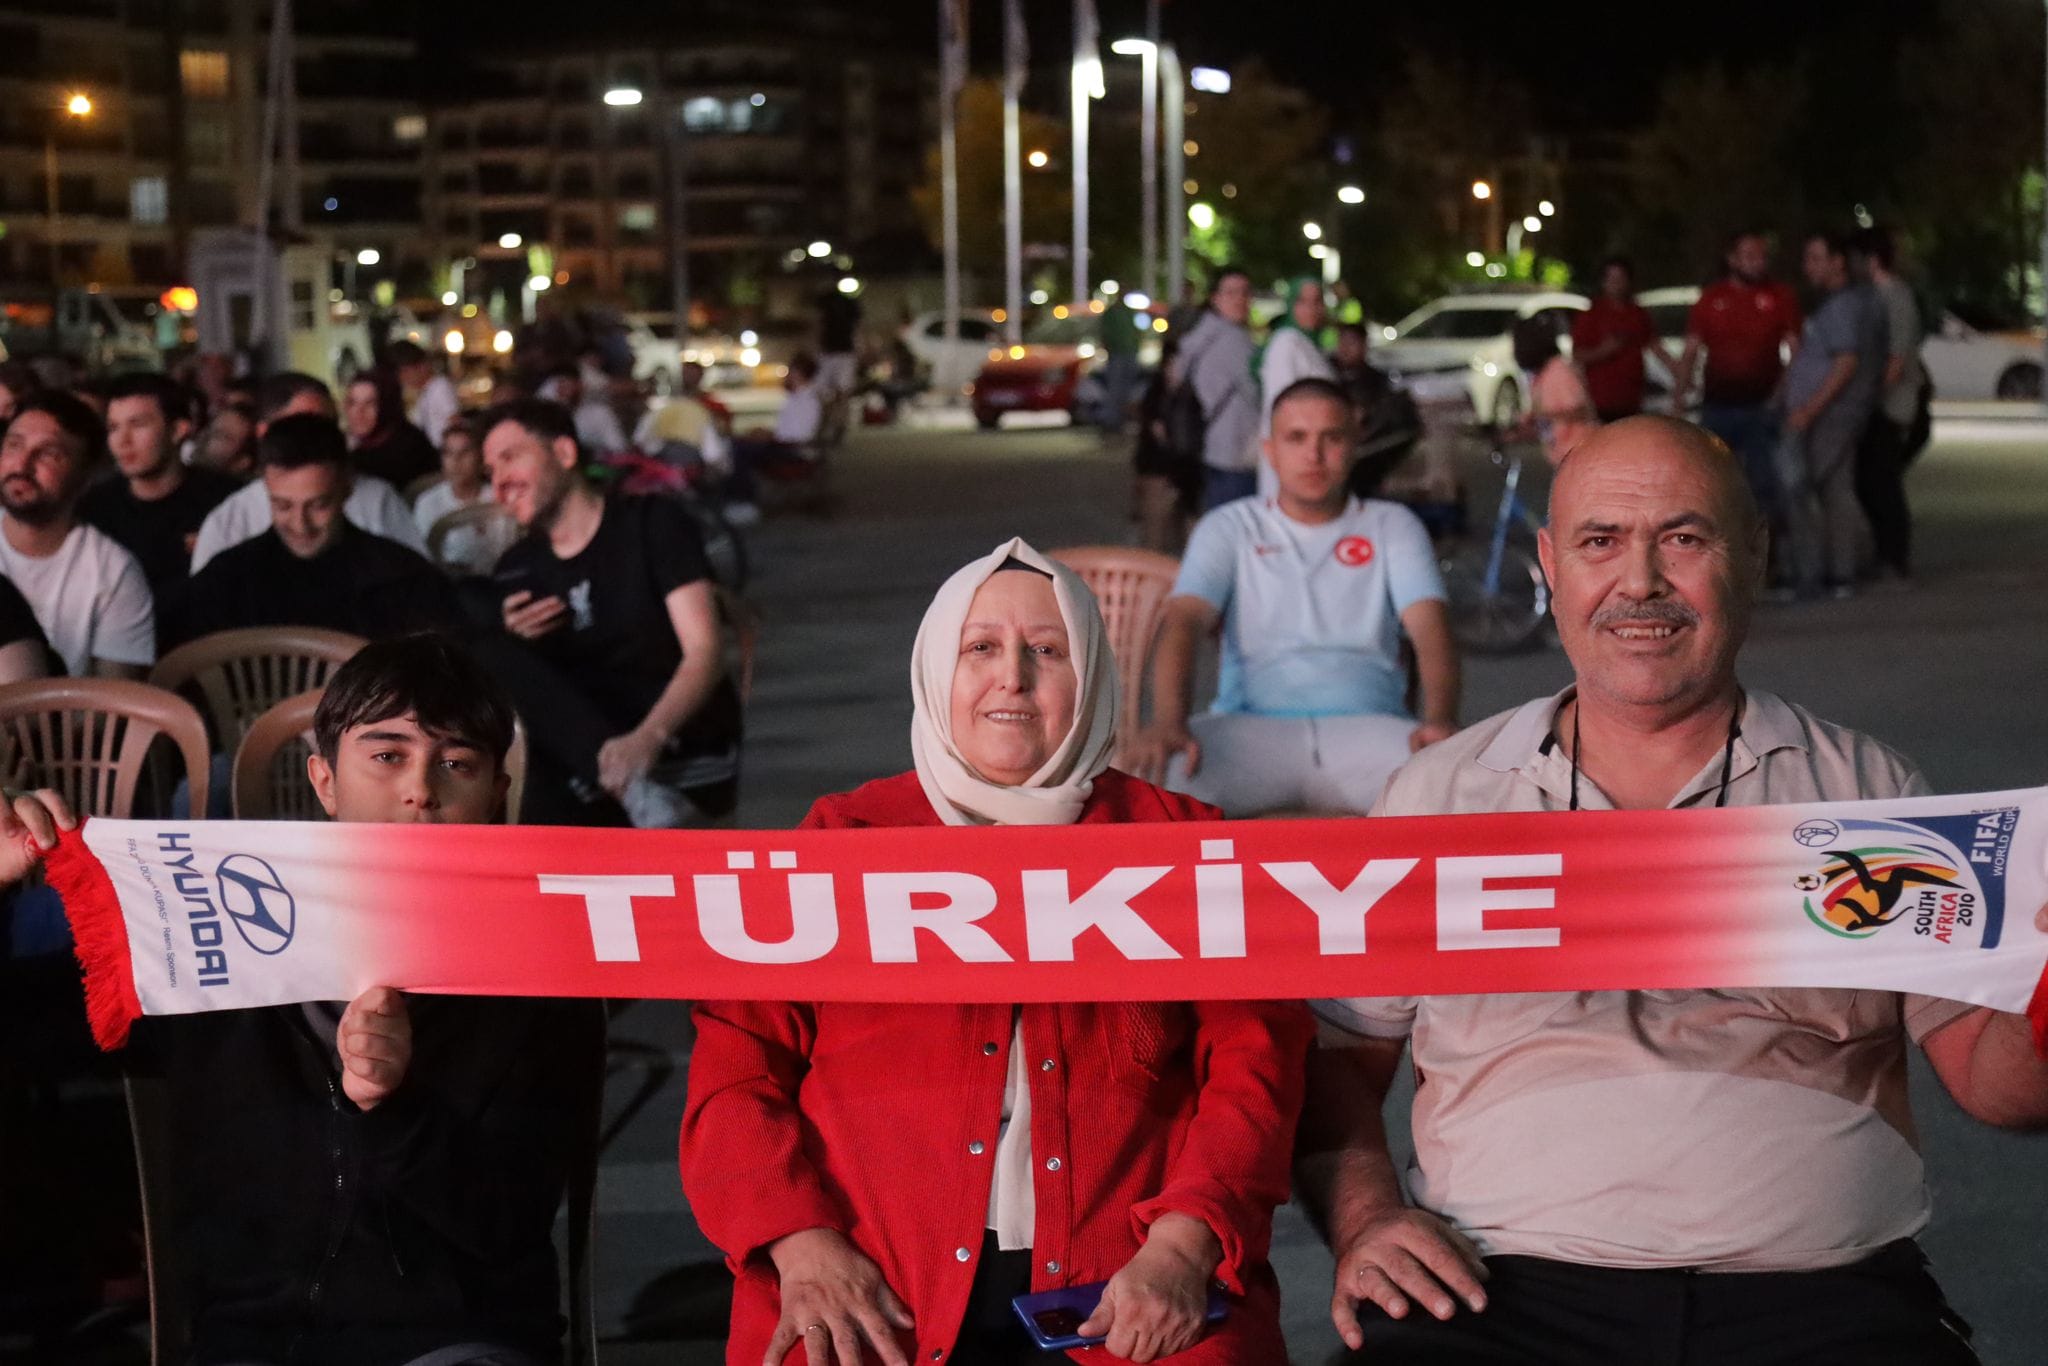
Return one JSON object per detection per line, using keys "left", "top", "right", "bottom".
{"left": 1044, "top": 1260, "right": 1061, "bottom": 1275}
{"left": 968, "top": 1141, "right": 985, "bottom": 1155}
{"left": 982, "top": 1041, "right": 999, "bottom": 1056}
{"left": 955, "top": 1246, "right": 972, "bottom": 1262}
{"left": 1044, "top": 1156, "right": 1062, "bottom": 1172}
{"left": 931, "top": 1351, "right": 943, "bottom": 1361}
{"left": 1040, "top": 1058, "right": 1055, "bottom": 1071}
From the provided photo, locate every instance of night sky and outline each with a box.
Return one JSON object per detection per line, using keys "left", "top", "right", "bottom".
{"left": 427, "top": 0, "right": 1949, "bottom": 134}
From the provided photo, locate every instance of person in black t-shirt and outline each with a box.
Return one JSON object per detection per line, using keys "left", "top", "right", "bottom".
{"left": 80, "top": 373, "right": 240, "bottom": 646}
{"left": 483, "top": 398, "right": 740, "bottom": 827}
{"left": 179, "top": 414, "right": 459, "bottom": 648}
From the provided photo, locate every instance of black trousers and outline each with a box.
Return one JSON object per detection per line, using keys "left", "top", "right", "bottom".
{"left": 1337, "top": 1241, "right": 1977, "bottom": 1366}
{"left": 953, "top": 1231, "right": 1039, "bottom": 1365}
{"left": 1854, "top": 415, "right": 1913, "bottom": 574}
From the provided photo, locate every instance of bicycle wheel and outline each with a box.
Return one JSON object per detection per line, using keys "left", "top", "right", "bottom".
{"left": 1440, "top": 540, "right": 1550, "bottom": 653}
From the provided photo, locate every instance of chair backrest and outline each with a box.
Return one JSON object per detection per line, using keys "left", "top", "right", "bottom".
{"left": 0, "top": 678, "right": 210, "bottom": 818}
{"left": 230, "top": 689, "right": 325, "bottom": 821}
{"left": 233, "top": 688, "right": 531, "bottom": 824}
{"left": 1046, "top": 546, "right": 1180, "bottom": 751}
{"left": 149, "top": 627, "right": 367, "bottom": 752}
{"left": 426, "top": 500, "right": 518, "bottom": 571}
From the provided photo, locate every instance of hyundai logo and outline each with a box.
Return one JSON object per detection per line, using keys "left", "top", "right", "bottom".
{"left": 215, "top": 854, "right": 297, "bottom": 955}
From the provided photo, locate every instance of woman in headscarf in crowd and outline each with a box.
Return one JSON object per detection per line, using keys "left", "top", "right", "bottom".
{"left": 342, "top": 366, "right": 440, "bottom": 489}
{"left": 684, "top": 539, "right": 1310, "bottom": 1366}
{"left": 1255, "top": 276, "right": 1335, "bottom": 499}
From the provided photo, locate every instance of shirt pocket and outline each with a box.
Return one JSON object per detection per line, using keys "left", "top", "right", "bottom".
{"left": 1098, "top": 1003, "right": 1193, "bottom": 1095}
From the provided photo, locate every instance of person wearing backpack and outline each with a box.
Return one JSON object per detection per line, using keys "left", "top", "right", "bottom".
{"left": 1175, "top": 265, "right": 1261, "bottom": 511}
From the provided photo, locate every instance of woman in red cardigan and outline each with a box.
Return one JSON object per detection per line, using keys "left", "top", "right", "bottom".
{"left": 682, "top": 538, "right": 1310, "bottom": 1366}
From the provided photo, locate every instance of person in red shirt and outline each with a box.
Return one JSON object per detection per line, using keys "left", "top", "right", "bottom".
{"left": 1569, "top": 257, "right": 1664, "bottom": 422}
{"left": 1674, "top": 231, "right": 1803, "bottom": 538}
{"left": 682, "top": 539, "right": 1310, "bottom": 1366}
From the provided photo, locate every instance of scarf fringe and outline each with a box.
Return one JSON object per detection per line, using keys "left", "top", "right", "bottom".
{"left": 46, "top": 822, "right": 142, "bottom": 1050}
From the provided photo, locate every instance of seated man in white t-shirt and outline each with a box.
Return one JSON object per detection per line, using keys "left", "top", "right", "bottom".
{"left": 1127, "top": 376, "right": 1461, "bottom": 815}
{"left": 190, "top": 372, "right": 426, "bottom": 573}
{"left": 722, "top": 353, "right": 825, "bottom": 525}
{"left": 0, "top": 391, "right": 155, "bottom": 677}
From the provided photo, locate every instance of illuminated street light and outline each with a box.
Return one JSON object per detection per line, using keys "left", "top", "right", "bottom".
{"left": 806, "top": 240, "right": 831, "bottom": 258}
{"left": 355, "top": 248, "right": 380, "bottom": 266}
{"left": 498, "top": 232, "right": 522, "bottom": 249}
{"left": 443, "top": 329, "right": 465, "bottom": 355}
{"left": 1027, "top": 149, "right": 1049, "bottom": 168}
{"left": 1466, "top": 250, "right": 1486, "bottom": 267}
{"left": 1187, "top": 201, "right": 1217, "bottom": 231}
{"left": 1110, "top": 37, "right": 1156, "bottom": 56}
{"left": 1302, "top": 221, "right": 1322, "bottom": 241}
{"left": 836, "top": 275, "right": 860, "bottom": 294}
{"left": 1523, "top": 215, "right": 1543, "bottom": 232}
{"left": 1100, "top": 278, "right": 1121, "bottom": 295}
{"left": 66, "top": 93, "right": 93, "bottom": 117}
{"left": 603, "top": 87, "right": 643, "bottom": 107}
{"left": 528, "top": 274, "right": 551, "bottom": 292}
{"left": 1337, "top": 185, "right": 1365, "bottom": 205}
{"left": 749, "top": 93, "right": 766, "bottom": 107}
{"left": 492, "top": 329, "right": 514, "bottom": 354}
{"left": 1539, "top": 199, "right": 1556, "bottom": 216}
{"left": 1471, "top": 180, "right": 1492, "bottom": 201}
{"left": 440, "top": 290, "right": 458, "bottom": 306}
{"left": 1189, "top": 66, "right": 1231, "bottom": 93}
{"left": 1307, "top": 244, "right": 1329, "bottom": 259}
{"left": 1029, "top": 288, "right": 1049, "bottom": 305}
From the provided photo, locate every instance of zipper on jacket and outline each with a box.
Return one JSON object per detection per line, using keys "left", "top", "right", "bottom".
{"left": 291, "top": 1074, "right": 355, "bottom": 1364}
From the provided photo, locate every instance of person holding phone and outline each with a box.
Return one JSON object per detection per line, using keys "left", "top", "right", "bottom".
{"left": 682, "top": 541, "right": 1311, "bottom": 1365}
{"left": 481, "top": 397, "right": 741, "bottom": 828}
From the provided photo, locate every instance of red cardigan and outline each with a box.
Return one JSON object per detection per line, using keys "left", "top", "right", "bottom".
{"left": 681, "top": 769, "right": 1310, "bottom": 1365}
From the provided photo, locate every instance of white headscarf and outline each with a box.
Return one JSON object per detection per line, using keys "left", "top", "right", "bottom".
{"left": 909, "top": 538, "right": 1120, "bottom": 827}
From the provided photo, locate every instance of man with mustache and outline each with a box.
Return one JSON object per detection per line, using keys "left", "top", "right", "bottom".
{"left": 1299, "top": 415, "right": 2048, "bottom": 1365}
{"left": 0, "top": 390, "right": 155, "bottom": 678}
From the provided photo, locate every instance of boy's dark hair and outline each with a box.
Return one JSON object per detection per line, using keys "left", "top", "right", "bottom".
{"left": 257, "top": 412, "right": 349, "bottom": 471}
{"left": 386, "top": 338, "right": 428, "bottom": 369}
{"left": 255, "top": 371, "right": 333, "bottom": 423}
{"left": 480, "top": 397, "right": 579, "bottom": 451}
{"left": 313, "top": 632, "right": 517, "bottom": 767}
{"left": 104, "top": 371, "right": 193, "bottom": 426}
{"left": 12, "top": 390, "right": 107, "bottom": 464}
{"left": 1269, "top": 376, "right": 1353, "bottom": 423}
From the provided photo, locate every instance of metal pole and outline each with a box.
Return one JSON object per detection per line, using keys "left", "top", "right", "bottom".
{"left": 1002, "top": 0, "right": 1024, "bottom": 345}
{"left": 2040, "top": 0, "right": 2047, "bottom": 411}
{"left": 278, "top": 0, "right": 299, "bottom": 231}
{"left": 1138, "top": 2, "right": 1158, "bottom": 300}
{"left": 1163, "top": 50, "right": 1185, "bottom": 297}
{"left": 665, "top": 94, "right": 691, "bottom": 336}
{"left": 1071, "top": 0, "right": 1090, "bottom": 302}
{"left": 940, "top": 0, "right": 961, "bottom": 349}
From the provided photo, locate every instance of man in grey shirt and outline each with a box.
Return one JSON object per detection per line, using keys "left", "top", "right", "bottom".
{"left": 1852, "top": 226, "right": 1923, "bottom": 580}
{"left": 1179, "top": 265, "right": 1261, "bottom": 510}
{"left": 1776, "top": 231, "right": 1886, "bottom": 597}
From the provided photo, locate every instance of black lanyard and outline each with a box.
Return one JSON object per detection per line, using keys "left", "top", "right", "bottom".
{"left": 1567, "top": 702, "right": 1742, "bottom": 812}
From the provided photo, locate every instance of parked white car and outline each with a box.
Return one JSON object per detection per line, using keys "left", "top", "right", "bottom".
{"left": 904, "top": 308, "right": 1003, "bottom": 399}
{"left": 1374, "top": 291, "right": 1587, "bottom": 426}
{"left": 1921, "top": 313, "right": 2043, "bottom": 401}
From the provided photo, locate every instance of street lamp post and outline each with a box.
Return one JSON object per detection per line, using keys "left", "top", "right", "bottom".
{"left": 608, "top": 85, "right": 690, "bottom": 337}
{"left": 1161, "top": 44, "right": 1186, "bottom": 303}
{"left": 45, "top": 92, "right": 92, "bottom": 308}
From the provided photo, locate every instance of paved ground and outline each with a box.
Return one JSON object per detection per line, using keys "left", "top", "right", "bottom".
{"left": 592, "top": 411, "right": 2048, "bottom": 1364}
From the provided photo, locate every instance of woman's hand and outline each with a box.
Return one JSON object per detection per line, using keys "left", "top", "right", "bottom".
{"left": 764, "top": 1228, "right": 914, "bottom": 1366}
{"left": 1075, "top": 1213, "right": 1221, "bottom": 1363}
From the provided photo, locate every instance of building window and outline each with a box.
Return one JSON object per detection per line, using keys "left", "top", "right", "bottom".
{"left": 130, "top": 176, "right": 168, "bottom": 225}
{"left": 181, "top": 49, "right": 229, "bottom": 99}
{"left": 619, "top": 203, "right": 657, "bottom": 232}
{"left": 392, "top": 115, "right": 426, "bottom": 142}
